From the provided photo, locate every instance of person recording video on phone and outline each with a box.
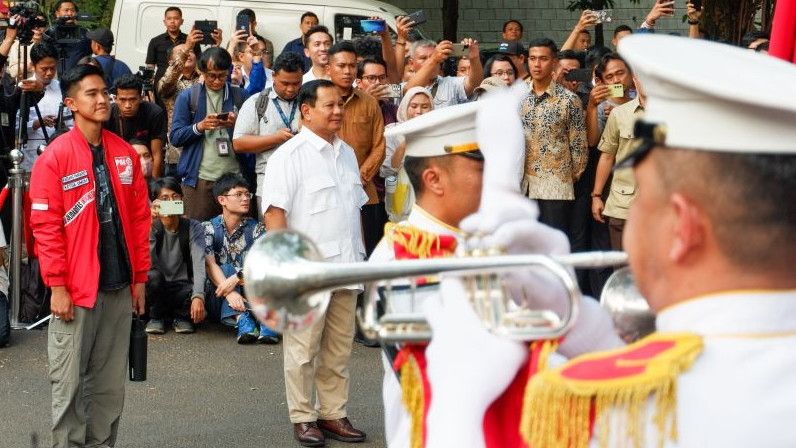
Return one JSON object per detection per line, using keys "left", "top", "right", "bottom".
{"left": 6, "top": 11, "right": 49, "bottom": 80}
{"left": 403, "top": 38, "right": 483, "bottom": 109}
{"left": 169, "top": 47, "right": 248, "bottom": 222}
{"left": 145, "top": 177, "right": 207, "bottom": 335}
{"left": 43, "top": 0, "right": 91, "bottom": 69}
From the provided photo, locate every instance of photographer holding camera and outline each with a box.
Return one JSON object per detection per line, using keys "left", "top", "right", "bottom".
{"left": 0, "top": 16, "right": 44, "bottom": 154}
{"left": 104, "top": 74, "right": 167, "bottom": 177}
{"left": 6, "top": 7, "right": 49, "bottom": 80}
{"left": 44, "top": 0, "right": 91, "bottom": 70}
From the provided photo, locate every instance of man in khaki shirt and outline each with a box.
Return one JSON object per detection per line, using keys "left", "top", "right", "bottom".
{"left": 592, "top": 76, "right": 646, "bottom": 249}
{"left": 327, "top": 41, "right": 386, "bottom": 254}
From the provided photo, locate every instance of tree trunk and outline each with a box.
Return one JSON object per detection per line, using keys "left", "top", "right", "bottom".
{"left": 702, "top": 0, "right": 764, "bottom": 44}
{"left": 442, "top": 0, "right": 459, "bottom": 42}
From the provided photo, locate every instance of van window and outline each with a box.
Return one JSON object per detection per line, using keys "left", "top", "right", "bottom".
{"left": 333, "top": 14, "right": 395, "bottom": 42}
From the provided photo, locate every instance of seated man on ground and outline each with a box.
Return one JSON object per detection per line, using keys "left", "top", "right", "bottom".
{"left": 204, "top": 172, "right": 279, "bottom": 344}
{"left": 146, "top": 177, "right": 207, "bottom": 334}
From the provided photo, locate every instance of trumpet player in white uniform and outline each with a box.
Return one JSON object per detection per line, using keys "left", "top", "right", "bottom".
{"left": 373, "top": 89, "right": 623, "bottom": 447}
{"left": 423, "top": 35, "right": 796, "bottom": 448}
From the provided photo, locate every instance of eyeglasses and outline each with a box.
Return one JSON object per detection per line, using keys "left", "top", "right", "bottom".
{"left": 204, "top": 71, "right": 228, "bottom": 81}
{"left": 223, "top": 192, "right": 253, "bottom": 200}
{"left": 492, "top": 70, "right": 515, "bottom": 77}
{"left": 361, "top": 74, "right": 388, "bottom": 83}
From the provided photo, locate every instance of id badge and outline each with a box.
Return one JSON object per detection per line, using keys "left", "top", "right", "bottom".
{"left": 1, "top": 113, "right": 9, "bottom": 127}
{"left": 216, "top": 138, "right": 231, "bottom": 157}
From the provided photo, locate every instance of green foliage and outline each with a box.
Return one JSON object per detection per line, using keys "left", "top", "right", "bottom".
{"left": 38, "top": 0, "right": 114, "bottom": 29}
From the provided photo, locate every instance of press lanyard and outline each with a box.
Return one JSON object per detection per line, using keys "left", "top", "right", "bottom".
{"left": 273, "top": 98, "right": 297, "bottom": 132}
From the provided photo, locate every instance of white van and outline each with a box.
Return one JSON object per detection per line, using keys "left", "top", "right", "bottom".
{"left": 110, "top": 0, "right": 411, "bottom": 71}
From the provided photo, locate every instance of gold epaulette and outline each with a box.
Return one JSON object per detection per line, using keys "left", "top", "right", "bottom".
{"left": 520, "top": 333, "right": 704, "bottom": 448}
{"left": 382, "top": 222, "right": 457, "bottom": 259}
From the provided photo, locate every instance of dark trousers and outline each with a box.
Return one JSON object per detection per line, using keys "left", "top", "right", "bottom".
{"left": 537, "top": 199, "right": 574, "bottom": 241}
{"left": 183, "top": 179, "right": 222, "bottom": 222}
{"left": 362, "top": 202, "right": 389, "bottom": 258}
{"left": 146, "top": 270, "right": 192, "bottom": 321}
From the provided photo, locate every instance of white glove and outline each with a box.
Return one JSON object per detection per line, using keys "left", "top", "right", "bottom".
{"left": 476, "top": 83, "right": 529, "bottom": 193}
{"left": 460, "top": 192, "right": 623, "bottom": 357}
{"left": 424, "top": 276, "right": 527, "bottom": 448}
{"left": 460, "top": 192, "right": 572, "bottom": 318}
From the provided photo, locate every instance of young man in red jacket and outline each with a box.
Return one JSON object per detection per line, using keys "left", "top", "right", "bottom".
{"left": 29, "top": 63, "right": 151, "bottom": 448}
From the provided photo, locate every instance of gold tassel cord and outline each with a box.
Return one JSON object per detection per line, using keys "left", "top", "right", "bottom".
{"left": 383, "top": 223, "right": 445, "bottom": 259}
{"left": 399, "top": 354, "right": 425, "bottom": 448}
{"left": 520, "top": 333, "right": 703, "bottom": 448}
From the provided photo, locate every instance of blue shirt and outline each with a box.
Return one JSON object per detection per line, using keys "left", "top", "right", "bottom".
{"left": 94, "top": 55, "right": 133, "bottom": 88}
{"left": 280, "top": 37, "right": 311, "bottom": 72}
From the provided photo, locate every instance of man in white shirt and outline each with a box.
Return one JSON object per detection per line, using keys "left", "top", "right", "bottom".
{"left": 24, "top": 42, "right": 71, "bottom": 171}
{"left": 403, "top": 39, "right": 483, "bottom": 108}
{"left": 302, "top": 25, "right": 332, "bottom": 84}
{"left": 262, "top": 79, "right": 368, "bottom": 447}
{"left": 233, "top": 52, "right": 304, "bottom": 214}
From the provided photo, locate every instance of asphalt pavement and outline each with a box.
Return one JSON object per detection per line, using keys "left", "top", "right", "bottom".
{"left": 0, "top": 322, "right": 387, "bottom": 448}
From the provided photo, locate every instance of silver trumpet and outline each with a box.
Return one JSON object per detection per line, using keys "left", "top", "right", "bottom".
{"left": 244, "top": 230, "right": 632, "bottom": 342}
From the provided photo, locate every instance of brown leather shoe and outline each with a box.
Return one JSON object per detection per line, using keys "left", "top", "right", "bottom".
{"left": 293, "top": 422, "right": 325, "bottom": 447}
{"left": 317, "top": 417, "right": 366, "bottom": 443}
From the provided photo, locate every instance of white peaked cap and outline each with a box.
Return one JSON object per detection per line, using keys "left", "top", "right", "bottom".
{"left": 618, "top": 34, "right": 796, "bottom": 156}
{"left": 384, "top": 101, "right": 483, "bottom": 159}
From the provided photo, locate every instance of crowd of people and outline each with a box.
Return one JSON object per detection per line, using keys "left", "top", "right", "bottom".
{"left": 0, "top": 0, "right": 788, "bottom": 447}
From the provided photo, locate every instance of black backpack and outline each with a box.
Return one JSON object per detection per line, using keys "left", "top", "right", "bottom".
{"left": 152, "top": 218, "right": 193, "bottom": 278}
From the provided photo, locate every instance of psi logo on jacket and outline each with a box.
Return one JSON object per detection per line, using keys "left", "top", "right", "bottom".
{"left": 114, "top": 156, "right": 134, "bottom": 185}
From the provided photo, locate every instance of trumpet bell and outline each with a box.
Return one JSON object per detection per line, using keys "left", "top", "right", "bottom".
{"left": 244, "top": 230, "right": 330, "bottom": 332}
{"left": 600, "top": 267, "right": 656, "bottom": 343}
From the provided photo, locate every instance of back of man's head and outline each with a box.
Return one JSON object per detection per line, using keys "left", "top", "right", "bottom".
{"left": 653, "top": 149, "right": 796, "bottom": 274}
{"left": 353, "top": 36, "right": 381, "bottom": 60}
{"left": 212, "top": 172, "right": 250, "bottom": 199}
{"left": 403, "top": 156, "right": 448, "bottom": 197}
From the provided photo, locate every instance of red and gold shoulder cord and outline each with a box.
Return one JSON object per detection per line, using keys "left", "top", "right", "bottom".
{"left": 520, "top": 332, "right": 703, "bottom": 448}
{"left": 384, "top": 223, "right": 457, "bottom": 448}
